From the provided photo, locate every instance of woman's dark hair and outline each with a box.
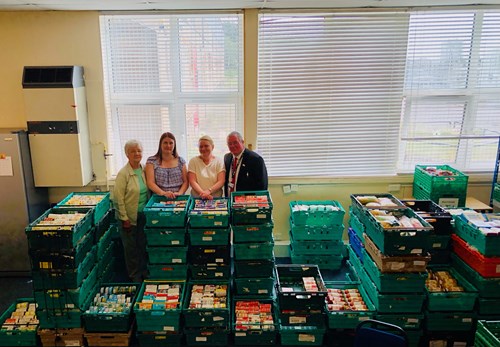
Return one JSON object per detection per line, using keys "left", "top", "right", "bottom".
{"left": 154, "top": 132, "right": 178, "bottom": 160}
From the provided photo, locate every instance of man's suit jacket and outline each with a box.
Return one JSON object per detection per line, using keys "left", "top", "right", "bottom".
{"left": 224, "top": 148, "right": 268, "bottom": 195}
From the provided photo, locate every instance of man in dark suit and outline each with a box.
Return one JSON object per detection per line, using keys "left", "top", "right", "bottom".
{"left": 224, "top": 131, "right": 268, "bottom": 196}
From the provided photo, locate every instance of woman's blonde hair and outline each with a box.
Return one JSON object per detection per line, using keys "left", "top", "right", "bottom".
{"left": 199, "top": 135, "right": 214, "bottom": 147}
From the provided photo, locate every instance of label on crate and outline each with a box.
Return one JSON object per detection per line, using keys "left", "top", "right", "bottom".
{"left": 163, "top": 326, "right": 174, "bottom": 332}
{"left": 257, "top": 214, "right": 266, "bottom": 219}
{"left": 258, "top": 289, "right": 269, "bottom": 294}
{"left": 216, "top": 258, "right": 223, "bottom": 263}
{"left": 410, "top": 249, "right": 423, "bottom": 254}
{"left": 299, "top": 334, "right": 315, "bottom": 343}
{"left": 172, "top": 259, "right": 182, "bottom": 263}
{"left": 65, "top": 304, "right": 75, "bottom": 309}
{"left": 290, "top": 316, "right": 307, "bottom": 324}
{"left": 203, "top": 237, "right": 213, "bottom": 241}
{"left": 438, "top": 198, "right": 459, "bottom": 208}
{"left": 432, "top": 243, "right": 442, "bottom": 248}
{"left": 391, "top": 262, "right": 405, "bottom": 271}
{"left": 407, "top": 318, "right": 419, "bottom": 323}
{"left": 66, "top": 340, "right": 81, "bottom": 347}
{"left": 462, "top": 318, "right": 472, "bottom": 323}
{"left": 213, "top": 316, "right": 225, "bottom": 322}
{"left": 215, "top": 272, "right": 223, "bottom": 277}
{"left": 215, "top": 222, "right": 222, "bottom": 226}
{"left": 171, "top": 241, "right": 180, "bottom": 245}
{"left": 196, "top": 337, "right": 208, "bottom": 342}
{"left": 414, "top": 261, "right": 426, "bottom": 266}
{"left": 235, "top": 332, "right": 247, "bottom": 337}
{"left": 359, "top": 316, "right": 370, "bottom": 321}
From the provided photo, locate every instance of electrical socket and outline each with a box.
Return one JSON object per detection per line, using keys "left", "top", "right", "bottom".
{"left": 291, "top": 184, "right": 299, "bottom": 192}
{"left": 283, "top": 185, "right": 291, "bottom": 194}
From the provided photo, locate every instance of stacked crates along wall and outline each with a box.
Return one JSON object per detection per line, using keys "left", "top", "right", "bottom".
{"left": 230, "top": 190, "right": 276, "bottom": 346}
{"left": 413, "top": 165, "right": 468, "bottom": 208}
{"left": 289, "top": 200, "right": 346, "bottom": 271}
{"left": 276, "top": 264, "right": 327, "bottom": 346}
{"left": 25, "top": 192, "right": 111, "bottom": 345}
{"left": 143, "top": 194, "right": 190, "bottom": 281}
{"left": 187, "top": 197, "right": 231, "bottom": 282}
{"left": 451, "top": 210, "right": 500, "bottom": 331}
{"left": 349, "top": 193, "right": 434, "bottom": 347}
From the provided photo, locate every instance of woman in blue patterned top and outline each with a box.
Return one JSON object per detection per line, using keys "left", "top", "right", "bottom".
{"left": 145, "top": 132, "right": 188, "bottom": 199}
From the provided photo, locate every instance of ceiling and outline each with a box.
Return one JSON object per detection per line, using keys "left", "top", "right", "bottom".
{"left": 1, "top": 0, "right": 500, "bottom": 11}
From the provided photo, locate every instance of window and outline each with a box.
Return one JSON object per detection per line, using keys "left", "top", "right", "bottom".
{"left": 257, "top": 9, "right": 500, "bottom": 177}
{"left": 100, "top": 13, "right": 243, "bottom": 176}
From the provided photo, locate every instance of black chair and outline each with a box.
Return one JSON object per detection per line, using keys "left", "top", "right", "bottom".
{"left": 354, "top": 319, "right": 409, "bottom": 347}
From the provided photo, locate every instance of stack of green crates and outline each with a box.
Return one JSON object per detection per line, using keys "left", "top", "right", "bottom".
{"left": 0, "top": 299, "right": 38, "bottom": 347}
{"left": 26, "top": 206, "right": 97, "bottom": 329}
{"left": 289, "top": 200, "right": 346, "bottom": 270}
{"left": 413, "top": 164, "right": 468, "bottom": 207}
{"left": 452, "top": 210, "right": 500, "bottom": 323}
{"left": 144, "top": 195, "right": 190, "bottom": 280}
{"left": 231, "top": 191, "right": 275, "bottom": 300}
{"left": 56, "top": 192, "right": 113, "bottom": 282}
{"left": 187, "top": 198, "right": 231, "bottom": 280}
{"left": 135, "top": 280, "right": 185, "bottom": 346}
{"left": 276, "top": 264, "right": 327, "bottom": 346}
{"left": 349, "top": 193, "right": 434, "bottom": 347}
{"left": 183, "top": 280, "right": 230, "bottom": 346}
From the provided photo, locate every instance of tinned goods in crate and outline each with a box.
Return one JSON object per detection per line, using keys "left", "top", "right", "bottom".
{"left": 233, "top": 300, "right": 277, "bottom": 345}
{"left": 144, "top": 195, "right": 190, "bottom": 228}
{"left": 188, "top": 198, "right": 229, "bottom": 228}
{"left": 183, "top": 281, "right": 230, "bottom": 328}
{"left": 0, "top": 299, "right": 38, "bottom": 347}
{"left": 230, "top": 191, "right": 273, "bottom": 225}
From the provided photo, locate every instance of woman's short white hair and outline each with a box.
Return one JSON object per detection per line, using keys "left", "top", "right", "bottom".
{"left": 124, "top": 139, "right": 143, "bottom": 154}
{"left": 199, "top": 135, "right": 214, "bottom": 147}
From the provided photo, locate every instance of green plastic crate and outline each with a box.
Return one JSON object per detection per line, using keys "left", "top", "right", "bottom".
{"left": 232, "top": 223, "right": 274, "bottom": 243}
{"left": 233, "top": 259, "right": 275, "bottom": 278}
{"left": 96, "top": 226, "right": 113, "bottom": 259}
{"left": 290, "top": 200, "right": 345, "bottom": 227}
{"left": 97, "top": 242, "right": 113, "bottom": 276}
{"left": 34, "top": 265, "right": 98, "bottom": 310}
{"left": 134, "top": 280, "right": 185, "bottom": 333}
{"left": 188, "top": 227, "right": 230, "bottom": 246}
{"left": 29, "top": 230, "right": 94, "bottom": 270}
{"left": 290, "top": 249, "right": 343, "bottom": 271}
{"left": 276, "top": 265, "right": 327, "bottom": 312}
{"left": 144, "top": 227, "right": 186, "bottom": 246}
{"left": 494, "top": 184, "right": 500, "bottom": 204}
{"left": 360, "top": 248, "right": 427, "bottom": 294}
{"left": 57, "top": 192, "right": 111, "bottom": 225}
{"left": 364, "top": 208, "right": 433, "bottom": 256}
{"left": 188, "top": 198, "right": 229, "bottom": 228}
{"left": 144, "top": 195, "right": 190, "bottom": 228}
{"left": 426, "top": 267, "right": 478, "bottom": 312}
{"left": 232, "top": 299, "right": 277, "bottom": 346}
{"left": 234, "top": 277, "right": 275, "bottom": 297}
{"left": 280, "top": 311, "right": 326, "bottom": 328}
{"left": 189, "top": 264, "right": 231, "bottom": 280}
{"left": 0, "top": 299, "right": 37, "bottom": 347}
{"left": 99, "top": 256, "right": 115, "bottom": 282}
{"left": 414, "top": 165, "right": 468, "bottom": 206}
{"left": 350, "top": 193, "right": 407, "bottom": 218}
{"left": 454, "top": 213, "right": 500, "bottom": 256}
{"left": 349, "top": 247, "right": 425, "bottom": 313}
{"left": 233, "top": 240, "right": 274, "bottom": 261}
{"left": 147, "top": 263, "right": 188, "bottom": 280}
{"left": 136, "top": 331, "right": 182, "bottom": 347}
{"left": 36, "top": 287, "right": 94, "bottom": 329}
{"left": 280, "top": 325, "right": 325, "bottom": 346}
{"left": 184, "top": 328, "right": 229, "bottom": 346}
{"left": 289, "top": 222, "right": 344, "bottom": 242}
{"left": 230, "top": 191, "right": 273, "bottom": 225}
{"left": 413, "top": 184, "right": 467, "bottom": 208}
{"left": 478, "top": 297, "right": 500, "bottom": 315}
{"left": 426, "top": 233, "right": 451, "bottom": 251}
{"left": 290, "top": 233, "right": 344, "bottom": 255}
{"left": 82, "top": 283, "right": 140, "bottom": 332}
{"left": 146, "top": 246, "right": 188, "bottom": 264}
{"left": 324, "top": 281, "right": 376, "bottom": 329}
{"left": 25, "top": 207, "right": 93, "bottom": 250}
{"left": 476, "top": 320, "right": 500, "bottom": 347}
{"left": 425, "top": 310, "right": 476, "bottom": 331}
{"left": 349, "top": 209, "right": 365, "bottom": 240}
{"left": 451, "top": 253, "right": 500, "bottom": 298}
{"left": 183, "top": 280, "right": 230, "bottom": 328}
{"left": 375, "top": 313, "right": 424, "bottom": 330}
{"left": 31, "top": 248, "right": 96, "bottom": 290}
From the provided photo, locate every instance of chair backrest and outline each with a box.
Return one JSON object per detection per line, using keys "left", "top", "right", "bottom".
{"left": 354, "top": 319, "right": 409, "bottom": 347}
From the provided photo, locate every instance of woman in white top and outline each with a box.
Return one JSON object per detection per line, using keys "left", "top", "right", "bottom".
{"left": 188, "top": 135, "right": 225, "bottom": 199}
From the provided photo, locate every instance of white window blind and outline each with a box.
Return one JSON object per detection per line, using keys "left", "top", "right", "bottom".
{"left": 258, "top": 9, "right": 500, "bottom": 177}
{"left": 400, "top": 10, "right": 500, "bottom": 173}
{"left": 258, "top": 11, "right": 410, "bottom": 177}
{"left": 100, "top": 14, "right": 243, "bottom": 176}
